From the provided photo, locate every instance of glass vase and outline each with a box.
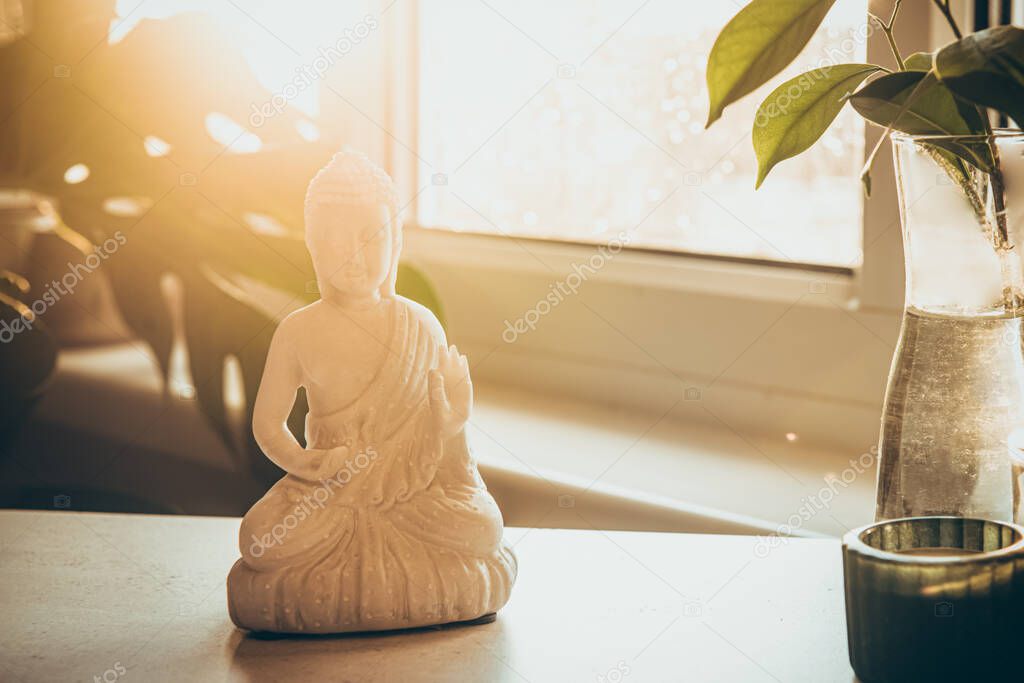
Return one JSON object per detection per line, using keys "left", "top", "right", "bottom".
{"left": 876, "top": 130, "right": 1024, "bottom": 522}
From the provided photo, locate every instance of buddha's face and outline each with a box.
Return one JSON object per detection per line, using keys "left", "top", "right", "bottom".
{"left": 306, "top": 201, "right": 393, "bottom": 298}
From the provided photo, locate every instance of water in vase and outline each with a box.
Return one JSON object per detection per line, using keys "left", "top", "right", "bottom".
{"left": 877, "top": 308, "right": 1024, "bottom": 520}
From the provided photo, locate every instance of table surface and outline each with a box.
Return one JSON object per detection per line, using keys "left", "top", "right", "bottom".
{"left": 0, "top": 510, "right": 856, "bottom": 682}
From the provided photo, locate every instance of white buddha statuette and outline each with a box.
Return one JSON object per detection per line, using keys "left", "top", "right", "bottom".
{"left": 227, "top": 151, "right": 516, "bottom": 634}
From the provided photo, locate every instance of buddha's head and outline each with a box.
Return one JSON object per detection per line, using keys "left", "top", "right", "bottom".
{"left": 304, "top": 151, "right": 400, "bottom": 304}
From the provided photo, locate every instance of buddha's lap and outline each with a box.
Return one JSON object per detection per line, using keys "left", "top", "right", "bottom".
{"left": 227, "top": 536, "right": 517, "bottom": 632}
{"left": 239, "top": 481, "right": 504, "bottom": 571}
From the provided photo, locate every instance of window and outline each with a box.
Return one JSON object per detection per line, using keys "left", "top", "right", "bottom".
{"left": 415, "top": 0, "right": 869, "bottom": 268}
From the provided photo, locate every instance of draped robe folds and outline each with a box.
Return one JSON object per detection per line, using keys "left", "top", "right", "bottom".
{"left": 227, "top": 301, "right": 517, "bottom": 633}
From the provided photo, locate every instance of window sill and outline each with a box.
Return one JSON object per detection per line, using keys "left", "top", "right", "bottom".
{"left": 470, "top": 380, "right": 875, "bottom": 538}
{"left": 404, "top": 225, "right": 859, "bottom": 308}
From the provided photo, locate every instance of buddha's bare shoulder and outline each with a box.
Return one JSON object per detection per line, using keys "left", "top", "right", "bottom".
{"left": 270, "top": 301, "right": 323, "bottom": 344}
{"left": 393, "top": 295, "right": 447, "bottom": 347}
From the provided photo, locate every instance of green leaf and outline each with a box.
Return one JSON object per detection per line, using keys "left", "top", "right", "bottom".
{"left": 903, "top": 51, "right": 933, "bottom": 71}
{"left": 850, "top": 71, "right": 981, "bottom": 134}
{"left": 849, "top": 70, "right": 994, "bottom": 171}
{"left": 753, "top": 64, "right": 881, "bottom": 188}
{"left": 396, "top": 263, "right": 446, "bottom": 330}
{"left": 706, "top": 0, "right": 837, "bottom": 127}
{"left": 934, "top": 25, "right": 1024, "bottom": 126}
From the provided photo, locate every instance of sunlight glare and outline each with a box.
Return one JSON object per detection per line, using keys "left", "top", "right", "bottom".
{"left": 63, "top": 163, "right": 90, "bottom": 184}
{"left": 205, "top": 113, "right": 262, "bottom": 154}
{"left": 143, "top": 135, "right": 171, "bottom": 157}
{"left": 296, "top": 119, "right": 321, "bottom": 142}
{"left": 242, "top": 212, "right": 290, "bottom": 237}
{"left": 111, "top": 1, "right": 378, "bottom": 118}
{"left": 103, "top": 196, "right": 152, "bottom": 217}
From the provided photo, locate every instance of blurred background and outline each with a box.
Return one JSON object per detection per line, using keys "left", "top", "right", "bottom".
{"left": 1, "top": 0, "right": 1016, "bottom": 535}
{"left": 0, "top": 0, "right": 412, "bottom": 516}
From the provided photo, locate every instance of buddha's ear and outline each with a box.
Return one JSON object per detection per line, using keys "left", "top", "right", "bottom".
{"left": 381, "top": 225, "right": 401, "bottom": 297}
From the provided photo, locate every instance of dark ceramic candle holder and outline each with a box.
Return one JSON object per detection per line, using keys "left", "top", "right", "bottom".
{"left": 843, "top": 516, "right": 1024, "bottom": 682}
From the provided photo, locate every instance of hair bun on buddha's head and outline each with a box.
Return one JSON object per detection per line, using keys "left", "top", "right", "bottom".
{"left": 304, "top": 150, "right": 399, "bottom": 222}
